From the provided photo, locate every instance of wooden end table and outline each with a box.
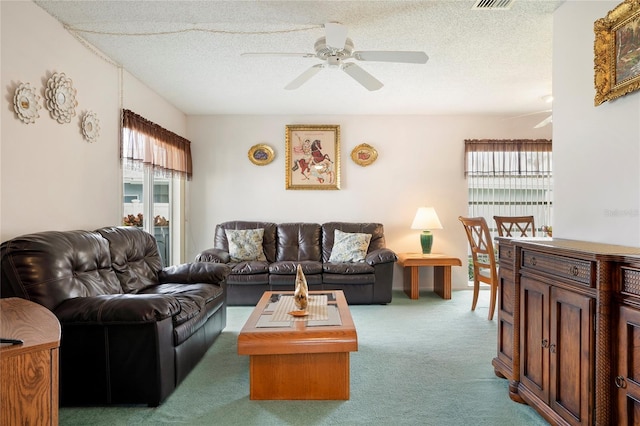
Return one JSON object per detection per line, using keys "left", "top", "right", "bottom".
{"left": 397, "top": 253, "right": 462, "bottom": 300}
{"left": 1, "top": 298, "right": 61, "bottom": 425}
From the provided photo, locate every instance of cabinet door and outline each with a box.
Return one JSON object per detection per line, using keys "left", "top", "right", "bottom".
{"left": 520, "top": 276, "right": 549, "bottom": 403}
{"left": 549, "top": 286, "right": 593, "bottom": 425}
{"left": 617, "top": 306, "right": 640, "bottom": 425}
{"left": 496, "top": 268, "right": 516, "bottom": 378}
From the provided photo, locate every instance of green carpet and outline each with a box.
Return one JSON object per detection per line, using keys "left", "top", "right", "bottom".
{"left": 59, "top": 290, "right": 548, "bottom": 425}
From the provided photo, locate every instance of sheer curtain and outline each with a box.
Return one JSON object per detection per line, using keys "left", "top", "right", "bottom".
{"left": 121, "top": 109, "right": 192, "bottom": 179}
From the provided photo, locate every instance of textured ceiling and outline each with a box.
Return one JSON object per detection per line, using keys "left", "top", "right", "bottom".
{"left": 34, "top": 0, "right": 563, "bottom": 117}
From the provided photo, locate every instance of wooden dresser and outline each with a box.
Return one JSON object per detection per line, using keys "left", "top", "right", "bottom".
{"left": 1, "top": 298, "right": 61, "bottom": 425}
{"left": 493, "top": 238, "right": 640, "bottom": 425}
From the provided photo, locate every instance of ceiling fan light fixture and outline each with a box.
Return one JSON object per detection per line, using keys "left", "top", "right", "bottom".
{"left": 327, "top": 56, "right": 343, "bottom": 67}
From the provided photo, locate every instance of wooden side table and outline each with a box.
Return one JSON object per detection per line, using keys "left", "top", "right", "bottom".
{"left": 1, "top": 298, "right": 61, "bottom": 426}
{"left": 397, "top": 253, "right": 462, "bottom": 300}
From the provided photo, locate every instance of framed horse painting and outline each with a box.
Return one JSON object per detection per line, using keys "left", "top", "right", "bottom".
{"left": 285, "top": 124, "right": 340, "bottom": 190}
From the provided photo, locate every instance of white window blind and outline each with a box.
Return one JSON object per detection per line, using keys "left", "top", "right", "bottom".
{"left": 465, "top": 139, "right": 553, "bottom": 237}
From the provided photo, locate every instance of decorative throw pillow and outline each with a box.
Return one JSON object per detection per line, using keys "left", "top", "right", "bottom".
{"left": 225, "top": 228, "right": 267, "bottom": 262}
{"left": 328, "top": 229, "right": 372, "bottom": 263}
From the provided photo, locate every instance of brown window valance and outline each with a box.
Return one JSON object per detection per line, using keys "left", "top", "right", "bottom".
{"left": 121, "top": 109, "right": 192, "bottom": 179}
{"left": 464, "top": 139, "right": 552, "bottom": 177}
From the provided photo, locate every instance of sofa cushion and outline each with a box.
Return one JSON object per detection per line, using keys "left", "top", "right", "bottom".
{"left": 275, "top": 223, "right": 322, "bottom": 262}
{"left": 140, "top": 283, "right": 225, "bottom": 345}
{"left": 214, "top": 221, "right": 277, "bottom": 263}
{"left": 53, "top": 293, "right": 180, "bottom": 323}
{"left": 229, "top": 260, "right": 270, "bottom": 275}
{"left": 141, "top": 283, "right": 223, "bottom": 325}
{"left": 328, "top": 229, "right": 372, "bottom": 263}
{"left": 0, "top": 230, "right": 122, "bottom": 311}
{"left": 323, "top": 262, "right": 375, "bottom": 274}
{"left": 227, "top": 272, "right": 269, "bottom": 285}
{"left": 269, "top": 260, "right": 323, "bottom": 275}
{"left": 322, "top": 273, "right": 375, "bottom": 285}
{"left": 96, "top": 226, "right": 163, "bottom": 293}
{"left": 322, "top": 222, "right": 386, "bottom": 263}
{"left": 225, "top": 228, "right": 267, "bottom": 262}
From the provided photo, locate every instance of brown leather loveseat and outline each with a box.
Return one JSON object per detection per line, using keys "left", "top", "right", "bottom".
{"left": 0, "top": 226, "right": 230, "bottom": 406}
{"left": 196, "top": 221, "right": 396, "bottom": 305}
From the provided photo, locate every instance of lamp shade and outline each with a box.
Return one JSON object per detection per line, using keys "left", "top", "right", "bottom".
{"left": 411, "top": 207, "right": 443, "bottom": 230}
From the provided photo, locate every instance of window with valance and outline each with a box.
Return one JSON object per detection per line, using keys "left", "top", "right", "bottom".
{"left": 121, "top": 109, "right": 192, "bottom": 180}
{"left": 464, "top": 139, "right": 552, "bottom": 177}
{"left": 464, "top": 139, "right": 553, "bottom": 239}
{"left": 121, "top": 109, "right": 191, "bottom": 266}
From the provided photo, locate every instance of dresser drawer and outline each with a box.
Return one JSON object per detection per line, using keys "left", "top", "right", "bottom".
{"left": 521, "top": 250, "right": 592, "bottom": 286}
{"left": 622, "top": 267, "right": 640, "bottom": 296}
{"left": 498, "top": 243, "right": 515, "bottom": 267}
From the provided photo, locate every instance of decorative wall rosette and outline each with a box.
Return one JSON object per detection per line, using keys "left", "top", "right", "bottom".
{"left": 81, "top": 111, "right": 100, "bottom": 143}
{"left": 13, "top": 82, "right": 41, "bottom": 124}
{"left": 44, "top": 72, "right": 78, "bottom": 123}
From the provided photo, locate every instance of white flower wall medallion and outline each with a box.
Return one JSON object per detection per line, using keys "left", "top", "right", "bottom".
{"left": 45, "top": 72, "right": 78, "bottom": 123}
{"left": 81, "top": 111, "right": 100, "bottom": 143}
{"left": 13, "top": 82, "right": 41, "bottom": 124}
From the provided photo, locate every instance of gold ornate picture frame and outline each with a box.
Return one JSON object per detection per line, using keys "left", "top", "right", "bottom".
{"left": 285, "top": 124, "right": 340, "bottom": 190}
{"left": 351, "top": 143, "right": 378, "bottom": 167}
{"left": 594, "top": 0, "right": 640, "bottom": 105}
{"left": 248, "top": 144, "right": 275, "bottom": 165}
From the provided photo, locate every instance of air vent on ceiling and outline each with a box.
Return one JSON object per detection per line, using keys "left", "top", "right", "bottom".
{"left": 472, "top": 0, "right": 515, "bottom": 10}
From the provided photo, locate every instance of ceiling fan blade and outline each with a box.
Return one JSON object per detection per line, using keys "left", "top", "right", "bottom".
{"left": 534, "top": 115, "right": 553, "bottom": 128}
{"left": 354, "top": 51, "right": 429, "bottom": 64}
{"left": 324, "top": 22, "right": 348, "bottom": 50}
{"left": 241, "top": 52, "right": 315, "bottom": 58}
{"left": 510, "top": 109, "right": 552, "bottom": 119}
{"left": 284, "top": 64, "right": 324, "bottom": 90}
{"left": 341, "top": 63, "right": 383, "bottom": 91}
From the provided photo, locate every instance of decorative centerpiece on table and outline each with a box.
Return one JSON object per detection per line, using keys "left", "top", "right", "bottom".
{"left": 293, "top": 264, "right": 309, "bottom": 310}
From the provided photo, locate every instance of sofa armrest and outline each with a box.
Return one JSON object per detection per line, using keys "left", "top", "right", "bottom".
{"left": 195, "top": 248, "right": 230, "bottom": 263}
{"left": 159, "top": 262, "right": 231, "bottom": 284}
{"left": 365, "top": 248, "right": 398, "bottom": 266}
{"left": 53, "top": 294, "right": 180, "bottom": 324}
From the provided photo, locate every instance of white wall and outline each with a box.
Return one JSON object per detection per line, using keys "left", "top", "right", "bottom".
{"left": 0, "top": 1, "right": 185, "bottom": 242}
{"left": 553, "top": 1, "right": 640, "bottom": 246}
{"left": 187, "top": 114, "right": 550, "bottom": 289}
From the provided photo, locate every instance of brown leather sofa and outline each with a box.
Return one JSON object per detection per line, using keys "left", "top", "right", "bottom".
{"left": 196, "top": 221, "right": 396, "bottom": 305}
{"left": 0, "top": 226, "right": 230, "bottom": 406}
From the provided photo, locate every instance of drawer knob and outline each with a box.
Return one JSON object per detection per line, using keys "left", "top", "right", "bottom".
{"left": 530, "top": 257, "right": 537, "bottom": 266}
{"left": 615, "top": 375, "right": 627, "bottom": 389}
{"left": 549, "top": 343, "right": 556, "bottom": 354}
{"left": 570, "top": 265, "right": 579, "bottom": 276}
{"left": 507, "top": 250, "right": 512, "bottom": 258}
{"left": 541, "top": 339, "right": 549, "bottom": 348}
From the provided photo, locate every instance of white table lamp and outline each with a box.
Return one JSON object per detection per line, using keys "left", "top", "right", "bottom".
{"left": 411, "top": 207, "right": 443, "bottom": 254}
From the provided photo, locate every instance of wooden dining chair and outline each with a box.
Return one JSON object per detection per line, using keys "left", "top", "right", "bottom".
{"left": 493, "top": 215, "right": 536, "bottom": 237}
{"left": 458, "top": 216, "right": 498, "bottom": 320}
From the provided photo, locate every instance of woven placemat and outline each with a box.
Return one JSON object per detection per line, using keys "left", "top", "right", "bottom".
{"left": 271, "top": 295, "right": 328, "bottom": 322}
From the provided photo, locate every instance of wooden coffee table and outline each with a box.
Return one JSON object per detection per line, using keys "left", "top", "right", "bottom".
{"left": 237, "top": 290, "right": 357, "bottom": 400}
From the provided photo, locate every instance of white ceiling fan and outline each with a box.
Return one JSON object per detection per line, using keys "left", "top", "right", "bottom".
{"left": 241, "top": 23, "right": 429, "bottom": 91}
